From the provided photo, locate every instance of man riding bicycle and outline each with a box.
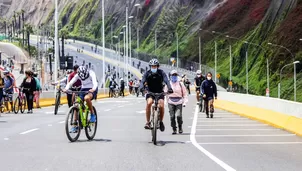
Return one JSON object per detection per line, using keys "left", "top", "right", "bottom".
{"left": 140, "top": 59, "right": 173, "bottom": 131}
{"left": 194, "top": 70, "right": 205, "bottom": 104}
{"left": 64, "top": 66, "right": 98, "bottom": 133}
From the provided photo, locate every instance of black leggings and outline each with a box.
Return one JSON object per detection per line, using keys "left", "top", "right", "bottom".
{"left": 25, "top": 92, "right": 34, "bottom": 111}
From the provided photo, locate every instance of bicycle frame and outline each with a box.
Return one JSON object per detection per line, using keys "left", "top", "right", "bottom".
{"left": 73, "top": 94, "right": 89, "bottom": 128}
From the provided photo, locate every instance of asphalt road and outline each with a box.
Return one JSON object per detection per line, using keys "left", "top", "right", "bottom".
{"left": 1, "top": 94, "right": 302, "bottom": 171}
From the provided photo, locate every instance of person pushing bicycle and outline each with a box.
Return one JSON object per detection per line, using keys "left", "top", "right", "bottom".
{"left": 194, "top": 70, "right": 205, "bottom": 104}
{"left": 63, "top": 66, "right": 98, "bottom": 133}
{"left": 139, "top": 59, "right": 173, "bottom": 131}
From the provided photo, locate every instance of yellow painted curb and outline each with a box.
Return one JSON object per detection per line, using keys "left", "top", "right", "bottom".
{"left": 215, "top": 99, "right": 302, "bottom": 136}
{"left": 38, "top": 92, "right": 130, "bottom": 108}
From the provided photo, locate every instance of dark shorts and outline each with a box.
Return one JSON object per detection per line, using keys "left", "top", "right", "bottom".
{"left": 79, "top": 88, "right": 98, "bottom": 100}
{"left": 146, "top": 93, "right": 165, "bottom": 101}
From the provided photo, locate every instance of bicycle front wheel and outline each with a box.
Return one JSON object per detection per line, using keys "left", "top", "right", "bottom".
{"left": 20, "top": 97, "right": 26, "bottom": 114}
{"left": 13, "top": 97, "right": 20, "bottom": 114}
{"left": 85, "top": 106, "right": 98, "bottom": 140}
{"left": 54, "top": 92, "right": 61, "bottom": 115}
{"left": 65, "top": 107, "right": 81, "bottom": 142}
{"left": 151, "top": 111, "right": 158, "bottom": 145}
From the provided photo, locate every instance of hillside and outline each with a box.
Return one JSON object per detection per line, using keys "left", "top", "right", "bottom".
{"left": 1, "top": 0, "right": 302, "bottom": 101}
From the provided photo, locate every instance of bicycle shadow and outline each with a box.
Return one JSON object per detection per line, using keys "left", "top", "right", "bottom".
{"left": 73, "top": 138, "right": 112, "bottom": 143}
{"left": 149, "top": 140, "right": 187, "bottom": 146}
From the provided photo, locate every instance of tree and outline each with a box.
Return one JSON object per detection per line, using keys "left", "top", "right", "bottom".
{"left": 25, "top": 24, "right": 34, "bottom": 57}
{"left": 59, "top": 28, "right": 69, "bottom": 62}
{"left": 21, "top": 9, "right": 25, "bottom": 46}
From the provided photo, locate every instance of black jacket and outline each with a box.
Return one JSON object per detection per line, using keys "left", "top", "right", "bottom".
{"left": 139, "top": 69, "right": 171, "bottom": 93}
{"left": 20, "top": 77, "right": 37, "bottom": 93}
{"left": 201, "top": 79, "right": 217, "bottom": 100}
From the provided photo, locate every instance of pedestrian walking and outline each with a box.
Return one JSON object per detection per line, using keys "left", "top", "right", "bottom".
{"left": 201, "top": 72, "right": 217, "bottom": 118}
{"left": 165, "top": 70, "right": 188, "bottom": 134}
{"left": 20, "top": 70, "right": 36, "bottom": 114}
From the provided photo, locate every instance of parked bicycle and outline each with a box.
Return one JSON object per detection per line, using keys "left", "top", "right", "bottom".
{"left": 65, "top": 91, "right": 98, "bottom": 142}
{"left": 13, "top": 87, "right": 27, "bottom": 114}
{"left": 0, "top": 91, "right": 14, "bottom": 113}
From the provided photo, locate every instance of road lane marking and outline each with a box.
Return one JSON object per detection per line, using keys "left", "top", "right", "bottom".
{"left": 104, "top": 109, "right": 112, "bottom": 112}
{"left": 4, "top": 138, "right": 9, "bottom": 140}
{"left": 198, "top": 142, "right": 302, "bottom": 145}
{"left": 136, "top": 110, "right": 145, "bottom": 114}
{"left": 58, "top": 121, "right": 65, "bottom": 124}
{"left": 195, "top": 128, "right": 278, "bottom": 131}
{"left": 195, "top": 134, "right": 295, "bottom": 137}
{"left": 118, "top": 105, "right": 124, "bottom": 108}
{"left": 192, "top": 124, "right": 266, "bottom": 127}
{"left": 190, "top": 106, "right": 236, "bottom": 171}
{"left": 197, "top": 121, "right": 256, "bottom": 123}
{"left": 48, "top": 124, "right": 52, "bottom": 126}
{"left": 20, "top": 128, "right": 39, "bottom": 135}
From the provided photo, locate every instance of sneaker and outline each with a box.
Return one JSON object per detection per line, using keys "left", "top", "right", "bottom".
{"left": 172, "top": 128, "right": 177, "bottom": 135}
{"left": 89, "top": 114, "right": 96, "bottom": 123}
{"left": 210, "top": 114, "right": 213, "bottom": 118}
{"left": 179, "top": 126, "right": 183, "bottom": 134}
{"left": 206, "top": 114, "right": 209, "bottom": 118}
{"left": 144, "top": 122, "right": 151, "bottom": 129}
{"left": 159, "top": 121, "right": 165, "bottom": 132}
{"left": 69, "top": 126, "right": 78, "bottom": 133}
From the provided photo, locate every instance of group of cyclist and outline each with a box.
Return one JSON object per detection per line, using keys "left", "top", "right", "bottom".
{"left": 50, "top": 58, "right": 217, "bottom": 135}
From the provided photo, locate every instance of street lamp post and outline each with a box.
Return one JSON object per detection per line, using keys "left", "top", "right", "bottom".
{"left": 134, "top": 4, "right": 141, "bottom": 50}
{"left": 279, "top": 61, "right": 300, "bottom": 100}
{"left": 176, "top": 32, "right": 179, "bottom": 68}
{"left": 129, "top": 16, "right": 133, "bottom": 69}
{"left": 268, "top": 43, "right": 296, "bottom": 101}
{"left": 102, "top": 0, "right": 105, "bottom": 93}
{"left": 198, "top": 36, "right": 201, "bottom": 71}
{"left": 125, "top": 6, "right": 129, "bottom": 84}
{"left": 54, "top": 0, "right": 59, "bottom": 86}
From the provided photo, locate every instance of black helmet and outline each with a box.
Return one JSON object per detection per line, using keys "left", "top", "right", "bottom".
{"left": 149, "top": 59, "right": 159, "bottom": 66}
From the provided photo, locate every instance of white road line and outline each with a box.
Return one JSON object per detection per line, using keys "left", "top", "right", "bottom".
{"left": 48, "top": 124, "right": 52, "bottom": 126}
{"left": 117, "top": 105, "right": 124, "bottom": 108}
{"left": 195, "top": 134, "right": 295, "bottom": 137}
{"left": 192, "top": 124, "right": 266, "bottom": 127}
{"left": 4, "top": 138, "right": 9, "bottom": 140}
{"left": 198, "top": 142, "right": 302, "bottom": 145}
{"left": 195, "top": 128, "right": 278, "bottom": 131}
{"left": 136, "top": 110, "right": 145, "bottom": 114}
{"left": 20, "top": 128, "right": 39, "bottom": 135}
{"left": 58, "top": 121, "right": 65, "bottom": 124}
{"left": 190, "top": 106, "right": 236, "bottom": 171}
{"left": 104, "top": 109, "right": 112, "bottom": 112}
{"left": 197, "top": 121, "right": 255, "bottom": 123}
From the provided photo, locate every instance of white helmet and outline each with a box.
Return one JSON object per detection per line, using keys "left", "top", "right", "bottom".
{"left": 196, "top": 70, "right": 202, "bottom": 75}
{"left": 77, "top": 66, "right": 89, "bottom": 80}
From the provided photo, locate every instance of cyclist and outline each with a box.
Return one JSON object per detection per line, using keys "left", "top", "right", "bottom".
{"left": 120, "top": 78, "right": 125, "bottom": 97}
{"left": 194, "top": 70, "right": 205, "bottom": 104}
{"left": 201, "top": 72, "right": 217, "bottom": 118}
{"left": 3, "top": 70, "right": 15, "bottom": 113}
{"left": 139, "top": 59, "right": 173, "bottom": 131}
{"left": 64, "top": 66, "right": 98, "bottom": 127}
{"left": 67, "top": 65, "right": 82, "bottom": 108}
{"left": 109, "top": 78, "right": 118, "bottom": 98}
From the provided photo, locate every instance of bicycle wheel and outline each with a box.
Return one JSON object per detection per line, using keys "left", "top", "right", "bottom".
{"left": 0, "top": 106, "right": 4, "bottom": 113}
{"left": 85, "top": 106, "right": 98, "bottom": 140}
{"left": 54, "top": 92, "right": 60, "bottom": 115}
{"left": 20, "top": 97, "right": 26, "bottom": 114}
{"left": 65, "top": 107, "right": 81, "bottom": 142}
{"left": 13, "top": 97, "right": 20, "bottom": 114}
{"left": 151, "top": 110, "right": 158, "bottom": 145}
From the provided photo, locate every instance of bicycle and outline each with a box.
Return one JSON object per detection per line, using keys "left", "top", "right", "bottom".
{"left": 148, "top": 92, "right": 166, "bottom": 145}
{"left": 54, "top": 85, "right": 62, "bottom": 115}
{"left": 0, "top": 91, "right": 13, "bottom": 113}
{"left": 65, "top": 91, "right": 98, "bottom": 142}
{"left": 13, "top": 87, "right": 27, "bottom": 114}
